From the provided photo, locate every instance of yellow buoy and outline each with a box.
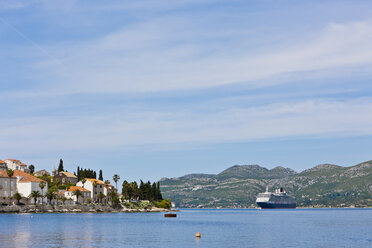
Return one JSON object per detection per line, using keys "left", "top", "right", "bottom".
{"left": 195, "top": 232, "right": 201, "bottom": 238}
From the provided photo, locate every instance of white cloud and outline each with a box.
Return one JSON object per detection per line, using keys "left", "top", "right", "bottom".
{"left": 1, "top": 98, "right": 372, "bottom": 155}
{"left": 31, "top": 20, "right": 372, "bottom": 95}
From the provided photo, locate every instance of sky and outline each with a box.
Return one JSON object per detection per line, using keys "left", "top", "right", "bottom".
{"left": 1, "top": 0, "right": 372, "bottom": 184}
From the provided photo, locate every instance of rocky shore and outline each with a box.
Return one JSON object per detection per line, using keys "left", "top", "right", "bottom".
{"left": 0, "top": 205, "right": 174, "bottom": 214}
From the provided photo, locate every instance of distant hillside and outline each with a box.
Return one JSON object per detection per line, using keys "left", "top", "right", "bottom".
{"left": 160, "top": 161, "right": 372, "bottom": 208}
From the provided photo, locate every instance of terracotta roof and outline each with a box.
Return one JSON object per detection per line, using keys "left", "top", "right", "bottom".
{"left": 0, "top": 170, "right": 16, "bottom": 178}
{"left": 86, "top": 178, "right": 104, "bottom": 184}
{"left": 20, "top": 163, "right": 27, "bottom": 166}
{"left": 0, "top": 160, "right": 6, "bottom": 164}
{"left": 13, "top": 170, "right": 47, "bottom": 183}
{"left": 6, "top": 159, "right": 20, "bottom": 162}
{"left": 67, "top": 186, "right": 90, "bottom": 192}
{"left": 59, "top": 171, "right": 77, "bottom": 178}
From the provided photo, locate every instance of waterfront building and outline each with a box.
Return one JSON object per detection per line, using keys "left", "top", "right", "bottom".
{"left": 0, "top": 160, "right": 7, "bottom": 171}
{"left": 53, "top": 171, "right": 78, "bottom": 184}
{"left": 5, "top": 159, "right": 29, "bottom": 173}
{"left": 13, "top": 170, "right": 48, "bottom": 204}
{"left": 65, "top": 186, "right": 91, "bottom": 204}
{"left": 0, "top": 170, "right": 17, "bottom": 203}
{"left": 77, "top": 178, "right": 104, "bottom": 202}
{"left": 104, "top": 184, "right": 116, "bottom": 196}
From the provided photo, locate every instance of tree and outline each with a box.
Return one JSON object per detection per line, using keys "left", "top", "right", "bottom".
{"left": 98, "top": 193, "right": 105, "bottom": 204}
{"left": 58, "top": 159, "right": 64, "bottom": 172}
{"left": 28, "top": 164, "right": 35, "bottom": 174}
{"left": 59, "top": 196, "right": 67, "bottom": 205}
{"left": 129, "top": 181, "right": 139, "bottom": 199}
{"left": 73, "top": 189, "right": 82, "bottom": 204}
{"left": 13, "top": 192, "right": 22, "bottom": 205}
{"left": 7, "top": 169, "right": 14, "bottom": 205}
{"left": 156, "top": 182, "right": 163, "bottom": 200}
{"left": 156, "top": 199, "right": 171, "bottom": 209}
{"left": 39, "top": 181, "right": 46, "bottom": 204}
{"left": 46, "top": 189, "right": 56, "bottom": 205}
{"left": 81, "top": 178, "right": 87, "bottom": 204}
{"left": 122, "top": 180, "right": 130, "bottom": 199}
{"left": 30, "top": 191, "right": 41, "bottom": 205}
{"left": 99, "top": 170, "right": 103, "bottom": 181}
{"left": 77, "top": 166, "right": 80, "bottom": 180}
{"left": 113, "top": 174, "right": 120, "bottom": 191}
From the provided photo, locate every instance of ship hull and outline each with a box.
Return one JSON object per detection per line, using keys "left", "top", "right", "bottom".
{"left": 257, "top": 202, "right": 296, "bottom": 209}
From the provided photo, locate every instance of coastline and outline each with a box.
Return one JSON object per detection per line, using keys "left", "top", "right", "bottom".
{"left": 0, "top": 205, "right": 176, "bottom": 214}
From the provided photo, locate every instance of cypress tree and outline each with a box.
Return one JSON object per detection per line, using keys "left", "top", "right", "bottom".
{"left": 77, "top": 166, "right": 80, "bottom": 180}
{"left": 156, "top": 182, "right": 163, "bottom": 200}
{"left": 99, "top": 170, "right": 103, "bottom": 181}
{"left": 58, "top": 159, "right": 64, "bottom": 172}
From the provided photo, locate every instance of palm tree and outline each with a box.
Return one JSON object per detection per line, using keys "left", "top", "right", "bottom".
{"left": 98, "top": 192, "right": 105, "bottom": 204}
{"left": 93, "top": 181, "right": 98, "bottom": 203}
{"left": 7, "top": 169, "right": 14, "bottom": 205}
{"left": 73, "top": 189, "right": 82, "bottom": 204}
{"left": 13, "top": 192, "right": 22, "bottom": 205}
{"left": 39, "top": 181, "right": 46, "bottom": 204}
{"left": 60, "top": 196, "right": 67, "bottom": 205}
{"left": 81, "top": 178, "right": 86, "bottom": 204}
{"left": 108, "top": 190, "right": 117, "bottom": 205}
{"left": 113, "top": 174, "right": 120, "bottom": 191}
{"left": 46, "top": 190, "right": 56, "bottom": 206}
{"left": 30, "top": 190, "right": 41, "bottom": 205}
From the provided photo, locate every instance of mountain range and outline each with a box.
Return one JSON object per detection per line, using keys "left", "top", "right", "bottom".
{"left": 159, "top": 160, "right": 372, "bottom": 208}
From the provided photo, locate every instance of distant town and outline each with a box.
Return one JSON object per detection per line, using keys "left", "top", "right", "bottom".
{"left": 0, "top": 158, "right": 171, "bottom": 212}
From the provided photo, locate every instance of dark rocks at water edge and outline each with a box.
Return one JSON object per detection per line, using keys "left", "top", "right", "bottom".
{"left": 0, "top": 205, "right": 173, "bottom": 214}
{"left": 160, "top": 160, "right": 372, "bottom": 208}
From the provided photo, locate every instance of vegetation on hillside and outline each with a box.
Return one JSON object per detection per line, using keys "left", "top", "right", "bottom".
{"left": 160, "top": 160, "right": 372, "bottom": 208}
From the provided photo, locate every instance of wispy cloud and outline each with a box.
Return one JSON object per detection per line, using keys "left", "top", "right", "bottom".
{"left": 29, "top": 20, "right": 372, "bottom": 95}
{"left": 1, "top": 97, "right": 372, "bottom": 155}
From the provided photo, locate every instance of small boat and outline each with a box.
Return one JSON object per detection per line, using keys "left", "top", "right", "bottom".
{"left": 164, "top": 213, "right": 177, "bottom": 217}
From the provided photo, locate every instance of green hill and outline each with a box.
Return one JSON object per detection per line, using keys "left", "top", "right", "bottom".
{"left": 160, "top": 160, "right": 372, "bottom": 208}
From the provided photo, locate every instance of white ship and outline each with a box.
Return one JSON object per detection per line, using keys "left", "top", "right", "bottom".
{"left": 256, "top": 187, "right": 296, "bottom": 209}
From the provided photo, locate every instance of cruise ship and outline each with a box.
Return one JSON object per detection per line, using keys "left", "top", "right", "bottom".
{"left": 256, "top": 187, "right": 296, "bottom": 209}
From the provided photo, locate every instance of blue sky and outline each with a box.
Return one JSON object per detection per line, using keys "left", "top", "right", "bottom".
{"left": 1, "top": 0, "right": 372, "bottom": 183}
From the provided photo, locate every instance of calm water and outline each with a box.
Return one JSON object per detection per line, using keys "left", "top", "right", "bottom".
{"left": 1, "top": 208, "right": 372, "bottom": 248}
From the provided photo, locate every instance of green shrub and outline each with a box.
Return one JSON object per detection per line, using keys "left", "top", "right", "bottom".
{"left": 156, "top": 199, "right": 171, "bottom": 209}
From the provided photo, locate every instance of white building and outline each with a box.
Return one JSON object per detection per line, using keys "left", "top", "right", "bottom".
{"left": 0, "top": 170, "right": 17, "bottom": 203}
{"left": 5, "top": 159, "right": 29, "bottom": 173}
{"left": 77, "top": 178, "right": 104, "bottom": 202}
{"left": 64, "top": 186, "right": 91, "bottom": 204}
{"left": 0, "top": 160, "right": 8, "bottom": 171}
{"left": 104, "top": 184, "right": 116, "bottom": 196}
{"left": 13, "top": 170, "right": 48, "bottom": 204}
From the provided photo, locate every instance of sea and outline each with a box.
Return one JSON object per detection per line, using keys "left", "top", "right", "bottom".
{"left": 1, "top": 208, "right": 372, "bottom": 248}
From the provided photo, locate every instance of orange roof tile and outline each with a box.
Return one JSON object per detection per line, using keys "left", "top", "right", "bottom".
{"left": 0, "top": 160, "right": 6, "bottom": 164}
{"left": 86, "top": 178, "right": 104, "bottom": 184}
{"left": 13, "top": 170, "right": 46, "bottom": 183}
{"left": 67, "top": 186, "right": 90, "bottom": 192}
{"left": 0, "top": 170, "right": 16, "bottom": 178}
{"left": 6, "top": 159, "right": 20, "bottom": 162}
